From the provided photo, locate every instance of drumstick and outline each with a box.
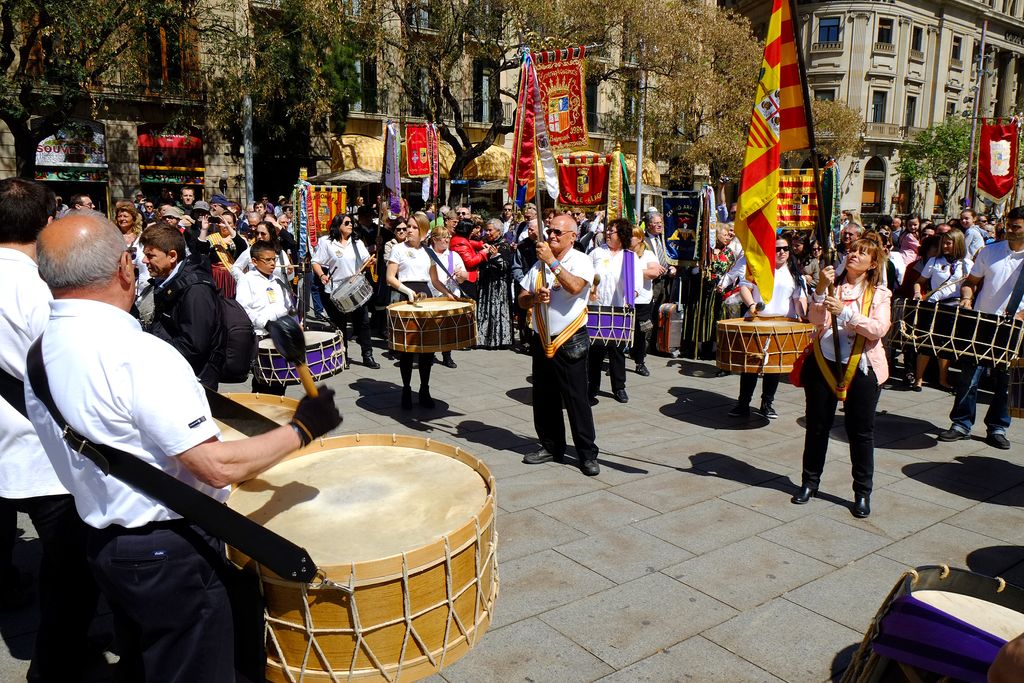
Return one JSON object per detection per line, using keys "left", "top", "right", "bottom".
{"left": 267, "top": 316, "right": 320, "bottom": 398}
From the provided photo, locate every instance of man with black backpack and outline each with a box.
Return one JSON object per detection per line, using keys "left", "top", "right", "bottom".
{"left": 141, "top": 226, "right": 255, "bottom": 390}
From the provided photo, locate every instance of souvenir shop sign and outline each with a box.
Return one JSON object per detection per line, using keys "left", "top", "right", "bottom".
{"left": 35, "top": 168, "right": 109, "bottom": 183}
{"left": 36, "top": 121, "right": 108, "bottom": 168}
{"left": 140, "top": 170, "right": 205, "bottom": 185}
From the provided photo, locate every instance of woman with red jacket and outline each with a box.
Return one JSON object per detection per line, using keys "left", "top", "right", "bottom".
{"left": 449, "top": 219, "right": 490, "bottom": 301}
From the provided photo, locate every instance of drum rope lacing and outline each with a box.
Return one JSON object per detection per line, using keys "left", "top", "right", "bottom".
{"left": 255, "top": 461, "right": 499, "bottom": 682}
{"left": 891, "top": 301, "right": 1024, "bottom": 368}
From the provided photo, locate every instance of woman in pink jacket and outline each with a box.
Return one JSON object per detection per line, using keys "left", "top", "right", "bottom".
{"left": 791, "top": 238, "right": 891, "bottom": 519}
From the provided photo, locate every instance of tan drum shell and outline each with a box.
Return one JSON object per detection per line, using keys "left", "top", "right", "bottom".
{"left": 716, "top": 317, "right": 815, "bottom": 374}
{"left": 216, "top": 394, "right": 299, "bottom": 441}
{"left": 387, "top": 298, "right": 477, "bottom": 353}
{"left": 226, "top": 434, "right": 498, "bottom": 683}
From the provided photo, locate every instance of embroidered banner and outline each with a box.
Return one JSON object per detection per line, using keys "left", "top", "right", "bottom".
{"left": 557, "top": 153, "right": 610, "bottom": 207}
{"left": 406, "top": 124, "right": 430, "bottom": 178}
{"left": 535, "top": 46, "right": 589, "bottom": 152}
{"left": 777, "top": 170, "right": 818, "bottom": 230}
{"left": 977, "top": 120, "right": 1019, "bottom": 204}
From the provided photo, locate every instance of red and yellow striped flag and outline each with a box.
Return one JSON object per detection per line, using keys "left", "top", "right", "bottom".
{"left": 735, "top": 0, "right": 810, "bottom": 302}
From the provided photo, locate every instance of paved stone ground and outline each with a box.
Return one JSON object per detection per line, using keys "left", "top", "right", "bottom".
{"left": 3, "top": 340, "right": 1023, "bottom": 682}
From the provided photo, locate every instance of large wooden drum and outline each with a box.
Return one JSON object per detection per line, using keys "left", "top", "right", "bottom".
{"left": 842, "top": 565, "right": 1024, "bottom": 682}
{"left": 889, "top": 299, "right": 1024, "bottom": 370}
{"left": 387, "top": 298, "right": 477, "bottom": 353}
{"left": 716, "top": 317, "right": 815, "bottom": 374}
{"left": 226, "top": 434, "right": 498, "bottom": 682}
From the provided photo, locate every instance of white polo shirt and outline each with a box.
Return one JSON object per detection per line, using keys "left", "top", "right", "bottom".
{"left": 25, "top": 299, "right": 224, "bottom": 529}
{"left": 920, "top": 256, "right": 973, "bottom": 303}
{"left": 389, "top": 242, "right": 433, "bottom": 282}
{"left": 232, "top": 246, "right": 291, "bottom": 285}
{"left": 313, "top": 237, "right": 367, "bottom": 291}
{"left": 970, "top": 241, "right": 1024, "bottom": 316}
{"left": 520, "top": 247, "right": 594, "bottom": 336}
{"left": 636, "top": 250, "right": 659, "bottom": 305}
{"left": 235, "top": 269, "right": 292, "bottom": 336}
{"left": 0, "top": 248, "right": 66, "bottom": 499}
{"left": 742, "top": 265, "right": 805, "bottom": 318}
{"left": 429, "top": 247, "right": 466, "bottom": 297}
{"left": 590, "top": 247, "right": 644, "bottom": 306}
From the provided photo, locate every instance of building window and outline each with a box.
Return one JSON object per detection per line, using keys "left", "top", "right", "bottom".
{"left": 861, "top": 157, "right": 887, "bottom": 214}
{"left": 952, "top": 36, "right": 963, "bottom": 61}
{"left": 815, "top": 89, "right": 837, "bottom": 101}
{"left": 472, "top": 60, "right": 492, "bottom": 123}
{"left": 818, "top": 17, "right": 841, "bottom": 43}
{"left": 586, "top": 76, "right": 600, "bottom": 132}
{"left": 911, "top": 26, "right": 923, "bottom": 52}
{"left": 871, "top": 91, "right": 888, "bottom": 123}
{"left": 946, "top": 101, "right": 957, "bottom": 117}
{"left": 351, "top": 59, "right": 378, "bottom": 114}
{"left": 905, "top": 96, "right": 917, "bottom": 128}
{"left": 877, "top": 18, "right": 894, "bottom": 44}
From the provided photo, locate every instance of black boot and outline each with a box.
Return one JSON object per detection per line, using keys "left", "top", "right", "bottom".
{"left": 401, "top": 386, "right": 413, "bottom": 410}
{"left": 418, "top": 386, "right": 436, "bottom": 409}
{"left": 851, "top": 495, "right": 871, "bottom": 518}
{"left": 363, "top": 354, "right": 380, "bottom": 370}
{"left": 791, "top": 486, "right": 816, "bottom": 505}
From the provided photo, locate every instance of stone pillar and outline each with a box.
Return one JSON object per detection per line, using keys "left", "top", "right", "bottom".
{"left": 997, "top": 52, "right": 1017, "bottom": 118}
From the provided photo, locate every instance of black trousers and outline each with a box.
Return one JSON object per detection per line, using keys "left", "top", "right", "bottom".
{"left": 738, "top": 373, "right": 780, "bottom": 405}
{"left": 0, "top": 494, "right": 99, "bottom": 682}
{"left": 323, "top": 296, "right": 374, "bottom": 359}
{"left": 531, "top": 330, "right": 598, "bottom": 462}
{"left": 86, "top": 521, "right": 263, "bottom": 683}
{"left": 648, "top": 279, "right": 668, "bottom": 337}
{"left": 631, "top": 302, "right": 651, "bottom": 365}
{"left": 800, "top": 359, "right": 880, "bottom": 496}
{"left": 399, "top": 352, "right": 434, "bottom": 390}
{"left": 589, "top": 342, "right": 626, "bottom": 394}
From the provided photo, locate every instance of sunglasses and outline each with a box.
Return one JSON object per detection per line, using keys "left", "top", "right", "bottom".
{"left": 395, "top": 227, "right": 408, "bottom": 232}
{"left": 341, "top": 220, "right": 352, "bottom": 225}
{"left": 775, "top": 246, "right": 790, "bottom": 252}
{"left": 547, "top": 228, "right": 570, "bottom": 236}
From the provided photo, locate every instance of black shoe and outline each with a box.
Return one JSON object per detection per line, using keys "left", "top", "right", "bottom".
{"left": 363, "top": 356, "right": 380, "bottom": 370}
{"left": 614, "top": 389, "right": 629, "bottom": 403}
{"left": 937, "top": 428, "right": 971, "bottom": 442}
{"left": 442, "top": 357, "right": 458, "bottom": 369}
{"left": 727, "top": 402, "right": 749, "bottom": 418}
{"left": 760, "top": 402, "right": 778, "bottom": 419}
{"left": 988, "top": 433, "right": 1012, "bottom": 450}
{"left": 589, "top": 395, "right": 599, "bottom": 406}
{"left": 522, "top": 449, "right": 562, "bottom": 465}
{"left": 851, "top": 495, "right": 871, "bottom": 518}
{"left": 0, "top": 569, "right": 33, "bottom": 610}
{"left": 401, "top": 387, "right": 412, "bottom": 410}
{"left": 344, "top": 356, "right": 351, "bottom": 370}
{"left": 419, "top": 388, "right": 436, "bottom": 409}
{"left": 791, "top": 486, "right": 816, "bottom": 505}
{"left": 635, "top": 364, "right": 650, "bottom": 377}
{"left": 579, "top": 460, "right": 600, "bottom": 476}
{"left": 714, "top": 369, "right": 729, "bottom": 378}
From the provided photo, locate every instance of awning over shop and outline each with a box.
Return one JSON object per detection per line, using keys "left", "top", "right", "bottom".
{"left": 137, "top": 124, "right": 204, "bottom": 185}
{"left": 330, "top": 134, "right": 385, "bottom": 175}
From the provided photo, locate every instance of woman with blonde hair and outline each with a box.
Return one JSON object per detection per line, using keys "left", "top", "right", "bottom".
{"left": 630, "top": 225, "right": 661, "bottom": 376}
{"left": 114, "top": 200, "right": 147, "bottom": 283}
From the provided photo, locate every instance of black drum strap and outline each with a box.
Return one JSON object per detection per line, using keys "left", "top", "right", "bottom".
{"left": 1006, "top": 259, "right": 1024, "bottom": 318}
{"left": 25, "top": 335, "right": 317, "bottom": 583}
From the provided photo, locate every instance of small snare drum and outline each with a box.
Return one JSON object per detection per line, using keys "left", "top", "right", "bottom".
{"left": 255, "top": 330, "right": 345, "bottom": 386}
{"left": 329, "top": 273, "right": 373, "bottom": 313}
{"left": 587, "top": 304, "right": 635, "bottom": 347}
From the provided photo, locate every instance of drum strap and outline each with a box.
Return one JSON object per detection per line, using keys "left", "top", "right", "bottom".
{"left": 1006, "top": 259, "right": 1024, "bottom": 317}
{"left": 811, "top": 286, "right": 874, "bottom": 401}
{"left": 25, "top": 335, "right": 319, "bottom": 584}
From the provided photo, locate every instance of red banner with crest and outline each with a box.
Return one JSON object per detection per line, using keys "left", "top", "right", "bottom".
{"left": 557, "top": 154, "right": 609, "bottom": 207}
{"left": 535, "top": 46, "right": 589, "bottom": 152}
{"left": 406, "top": 124, "right": 430, "bottom": 178}
{"left": 977, "top": 120, "right": 1019, "bottom": 204}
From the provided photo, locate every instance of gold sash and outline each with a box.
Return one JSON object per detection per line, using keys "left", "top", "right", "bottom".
{"left": 812, "top": 286, "right": 874, "bottom": 401}
{"left": 209, "top": 232, "right": 236, "bottom": 270}
{"left": 533, "top": 268, "right": 587, "bottom": 358}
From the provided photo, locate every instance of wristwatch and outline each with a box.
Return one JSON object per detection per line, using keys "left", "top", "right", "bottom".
{"left": 550, "top": 259, "right": 562, "bottom": 276}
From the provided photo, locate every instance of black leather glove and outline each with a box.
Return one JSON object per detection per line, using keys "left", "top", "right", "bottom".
{"left": 290, "top": 387, "right": 342, "bottom": 446}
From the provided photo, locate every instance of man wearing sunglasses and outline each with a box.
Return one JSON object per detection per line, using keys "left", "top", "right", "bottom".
{"left": 517, "top": 214, "right": 601, "bottom": 476}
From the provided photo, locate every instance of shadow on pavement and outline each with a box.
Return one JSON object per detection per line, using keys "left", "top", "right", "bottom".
{"left": 349, "top": 377, "right": 461, "bottom": 424}
{"left": 504, "top": 387, "right": 532, "bottom": 405}
{"left": 659, "top": 388, "right": 770, "bottom": 430}
{"left": 685, "top": 452, "right": 854, "bottom": 508}
{"left": 902, "top": 456, "right": 1024, "bottom": 505}
{"left": 965, "top": 545, "right": 1024, "bottom": 578}
{"left": 831, "top": 642, "right": 861, "bottom": 682}
{"left": 666, "top": 358, "right": 721, "bottom": 378}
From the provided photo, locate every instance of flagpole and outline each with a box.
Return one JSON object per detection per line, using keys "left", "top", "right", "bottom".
{"left": 634, "top": 43, "right": 648, "bottom": 221}
{"left": 966, "top": 19, "right": 989, "bottom": 210}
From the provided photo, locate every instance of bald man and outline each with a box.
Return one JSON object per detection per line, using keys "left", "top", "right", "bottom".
{"left": 25, "top": 211, "right": 341, "bottom": 681}
{"left": 517, "top": 214, "right": 601, "bottom": 476}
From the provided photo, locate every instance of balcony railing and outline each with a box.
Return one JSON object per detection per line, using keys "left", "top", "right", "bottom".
{"left": 950, "top": 58, "right": 964, "bottom": 70}
{"left": 910, "top": 49, "right": 925, "bottom": 62}
{"left": 873, "top": 41, "right": 896, "bottom": 54}
{"left": 385, "top": 99, "right": 515, "bottom": 125}
{"left": 811, "top": 41, "right": 843, "bottom": 53}
{"left": 864, "top": 122, "right": 903, "bottom": 140}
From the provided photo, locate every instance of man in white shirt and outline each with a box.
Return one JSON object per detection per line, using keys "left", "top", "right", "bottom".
{"left": 644, "top": 213, "right": 676, "bottom": 342}
{"left": 26, "top": 211, "right": 341, "bottom": 681}
{"left": 961, "top": 209, "right": 987, "bottom": 259}
{"left": 938, "top": 207, "right": 1024, "bottom": 450}
{"left": 0, "top": 179, "right": 100, "bottom": 681}
{"left": 236, "top": 241, "right": 293, "bottom": 395}
{"left": 517, "top": 215, "right": 601, "bottom": 476}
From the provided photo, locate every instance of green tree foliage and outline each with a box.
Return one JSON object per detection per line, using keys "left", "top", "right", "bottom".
{"left": 896, "top": 117, "right": 971, "bottom": 203}
{"left": 0, "top": 0, "right": 243, "bottom": 177}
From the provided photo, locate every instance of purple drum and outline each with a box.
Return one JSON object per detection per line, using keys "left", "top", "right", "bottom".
{"left": 843, "top": 565, "right": 1024, "bottom": 683}
{"left": 587, "top": 304, "right": 635, "bottom": 347}
{"left": 255, "top": 330, "right": 345, "bottom": 386}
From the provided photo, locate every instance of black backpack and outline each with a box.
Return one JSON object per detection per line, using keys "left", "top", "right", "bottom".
{"left": 214, "top": 291, "right": 257, "bottom": 384}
